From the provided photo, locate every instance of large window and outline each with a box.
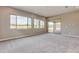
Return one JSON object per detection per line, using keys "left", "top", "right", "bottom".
{"left": 17, "top": 16, "right": 28, "bottom": 29}
{"left": 48, "top": 22, "right": 54, "bottom": 32}
{"left": 34, "top": 19, "right": 40, "bottom": 28}
{"left": 10, "top": 15, "right": 45, "bottom": 30}
{"left": 48, "top": 21, "right": 61, "bottom": 33}
{"left": 42, "top": 21, "right": 44, "bottom": 28}
{"left": 40, "top": 20, "right": 44, "bottom": 28}
{"left": 36, "top": 19, "right": 40, "bottom": 28}
{"left": 10, "top": 15, "right": 17, "bottom": 29}
{"left": 27, "top": 17, "right": 32, "bottom": 29}
{"left": 34, "top": 19, "right": 36, "bottom": 28}
{"left": 55, "top": 22, "right": 61, "bottom": 32}
{"left": 10, "top": 15, "right": 32, "bottom": 29}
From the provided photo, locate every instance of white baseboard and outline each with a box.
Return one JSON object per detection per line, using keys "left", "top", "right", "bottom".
{"left": 62, "top": 34, "right": 79, "bottom": 38}
{"left": 0, "top": 35, "right": 30, "bottom": 41}
{"left": 0, "top": 33, "right": 46, "bottom": 41}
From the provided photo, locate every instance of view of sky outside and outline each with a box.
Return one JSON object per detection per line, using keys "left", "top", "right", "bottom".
{"left": 10, "top": 15, "right": 44, "bottom": 29}
{"left": 10, "top": 15, "right": 16, "bottom": 24}
{"left": 17, "top": 16, "right": 27, "bottom": 25}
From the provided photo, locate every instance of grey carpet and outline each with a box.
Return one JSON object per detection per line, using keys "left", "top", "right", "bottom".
{"left": 0, "top": 33, "right": 79, "bottom": 53}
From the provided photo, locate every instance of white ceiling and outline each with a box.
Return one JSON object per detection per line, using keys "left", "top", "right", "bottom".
{"left": 12, "top": 6, "right": 79, "bottom": 17}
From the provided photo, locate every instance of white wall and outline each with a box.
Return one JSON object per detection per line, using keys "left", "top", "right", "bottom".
{"left": 61, "top": 11, "right": 79, "bottom": 36}
{"left": 0, "top": 7, "right": 47, "bottom": 40}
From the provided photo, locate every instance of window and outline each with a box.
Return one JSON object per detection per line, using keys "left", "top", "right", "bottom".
{"left": 10, "top": 15, "right": 45, "bottom": 30}
{"left": 34, "top": 19, "right": 40, "bottom": 28}
{"left": 34, "top": 19, "right": 37, "bottom": 28}
{"left": 55, "top": 22, "right": 61, "bottom": 32}
{"left": 48, "top": 22, "right": 54, "bottom": 32}
{"left": 48, "top": 21, "right": 61, "bottom": 33}
{"left": 10, "top": 15, "right": 33, "bottom": 29}
{"left": 17, "top": 16, "right": 28, "bottom": 29}
{"left": 10, "top": 15, "right": 17, "bottom": 29}
{"left": 42, "top": 21, "right": 44, "bottom": 28}
{"left": 40, "top": 20, "right": 44, "bottom": 28}
{"left": 36, "top": 19, "right": 40, "bottom": 28}
{"left": 27, "top": 17, "right": 32, "bottom": 29}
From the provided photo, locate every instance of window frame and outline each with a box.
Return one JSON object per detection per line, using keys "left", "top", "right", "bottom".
{"left": 34, "top": 19, "right": 40, "bottom": 29}
{"left": 16, "top": 15, "right": 28, "bottom": 29}
{"left": 10, "top": 14, "right": 45, "bottom": 30}
{"left": 55, "top": 22, "right": 61, "bottom": 32}
{"left": 10, "top": 14, "right": 17, "bottom": 29}
{"left": 10, "top": 14, "right": 33, "bottom": 30}
{"left": 40, "top": 20, "right": 45, "bottom": 28}
{"left": 27, "top": 17, "right": 32, "bottom": 29}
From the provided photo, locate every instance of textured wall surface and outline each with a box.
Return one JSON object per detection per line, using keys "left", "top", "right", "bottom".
{"left": 0, "top": 7, "right": 47, "bottom": 40}
{"left": 48, "top": 10, "right": 79, "bottom": 36}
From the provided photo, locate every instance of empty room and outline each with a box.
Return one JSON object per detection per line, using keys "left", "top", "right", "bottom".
{"left": 0, "top": 6, "right": 79, "bottom": 53}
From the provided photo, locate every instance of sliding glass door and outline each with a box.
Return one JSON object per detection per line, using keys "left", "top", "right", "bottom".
{"left": 48, "top": 21, "right": 61, "bottom": 33}
{"left": 48, "top": 22, "right": 54, "bottom": 32}
{"left": 55, "top": 22, "right": 61, "bottom": 33}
